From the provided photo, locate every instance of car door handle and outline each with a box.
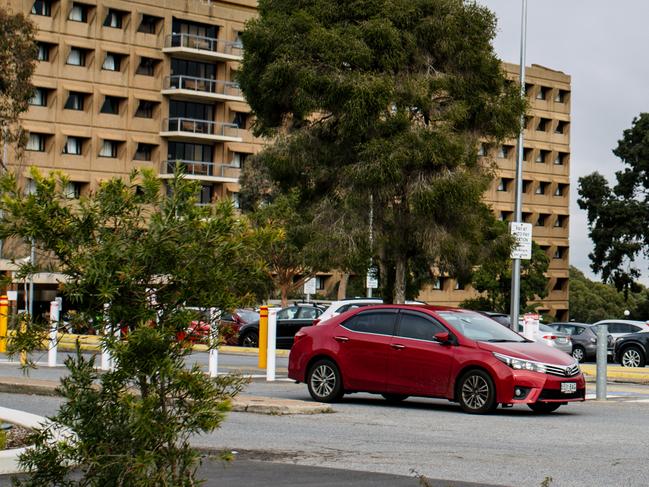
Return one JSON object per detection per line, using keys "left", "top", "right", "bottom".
{"left": 391, "top": 344, "right": 405, "bottom": 350}
{"left": 334, "top": 336, "right": 349, "bottom": 343}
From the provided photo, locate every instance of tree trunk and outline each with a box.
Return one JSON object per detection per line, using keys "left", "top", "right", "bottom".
{"left": 337, "top": 273, "right": 349, "bottom": 300}
{"left": 280, "top": 285, "right": 289, "bottom": 307}
{"left": 394, "top": 256, "right": 406, "bottom": 304}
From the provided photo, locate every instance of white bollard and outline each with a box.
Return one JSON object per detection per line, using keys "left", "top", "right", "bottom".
{"left": 266, "top": 308, "right": 277, "bottom": 381}
{"left": 101, "top": 303, "right": 112, "bottom": 371}
{"left": 208, "top": 308, "right": 218, "bottom": 378}
{"left": 47, "top": 300, "right": 59, "bottom": 367}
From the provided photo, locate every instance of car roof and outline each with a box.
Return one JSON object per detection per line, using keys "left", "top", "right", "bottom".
{"left": 593, "top": 319, "right": 649, "bottom": 326}
{"left": 550, "top": 322, "right": 591, "bottom": 326}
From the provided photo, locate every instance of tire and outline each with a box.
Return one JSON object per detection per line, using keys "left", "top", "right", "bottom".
{"left": 307, "top": 359, "right": 344, "bottom": 403}
{"left": 381, "top": 394, "right": 409, "bottom": 403}
{"left": 620, "top": 346, "right": 646, "bottom": 368}
{"left": 571, "top": 345, "right": 586, "bottom": 363}
{"left": 239, "top": 330, "right": 259, "bottom": 348}
{"left": 528, "top": 402, "right": 561, "bottom": 413}
{"left": 457, "top": 370, "right": 497, "bottom": 414}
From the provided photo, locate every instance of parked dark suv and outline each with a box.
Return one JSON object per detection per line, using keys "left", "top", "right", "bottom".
{"left": 239, "top": 303, "right": 325, "bottom": 349}
{"left": 615, "top": 332, "right": 649, "bottom": 367}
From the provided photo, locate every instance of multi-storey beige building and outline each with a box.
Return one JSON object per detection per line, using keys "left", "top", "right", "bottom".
{"left": 419, "top": 63, "right": 571, "bottom": 320}
{"left": 3, "top": 1, "right": 570, "bottom": 319}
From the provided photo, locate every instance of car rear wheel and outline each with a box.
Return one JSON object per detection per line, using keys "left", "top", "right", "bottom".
{"left": 239, "top": 330, "right": 259, "bottom": 348}
{"left": 381, "top": 394, "right": 409, "bottom": 403}
{"left": 528, "top": 402, "right": 561, "bottom": 413}
{"left": 458, "top": 370, "right": 497, "bottom": 414}
{"left": 621, "top": 346, "right": 645, "bottom": 368}
{"left": 307, "top": 359, "right": 344, "bottom": 403}
{"left": 571, "top": 345, "right": 586, "bottom": 363}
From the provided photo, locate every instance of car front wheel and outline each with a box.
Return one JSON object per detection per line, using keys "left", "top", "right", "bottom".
{"left": 621, "top": 346, "right": 645, "bottom": 368}
{"left": 307, "top": 359, "right": 344, "bottom": 403}
{"left": 458, "top": 370, "right": 497, "bottom": 414}
{"left": 239, "top": 330, "right": 259, "bottom": 348}
{"left": 528, "top": 402, "right": 561, "bottom": 413}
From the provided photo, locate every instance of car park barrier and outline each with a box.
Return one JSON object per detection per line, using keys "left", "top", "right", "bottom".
{"left": 0, "top": 296, "right": 7, "bottom": 353}
{"left": 208, "top": 307, "right": 218, "bottom": 377}
{"left": 266, "top": 308, "right": 277, "bottom": 381}
{"left": 47, "top": 300, "right": 59, "bottom": 367}
{"left": 258, "top": 306, "right": 268, "bottom": 369}
{"left": 596, "top": 324, "right": 608, "bottom": 400}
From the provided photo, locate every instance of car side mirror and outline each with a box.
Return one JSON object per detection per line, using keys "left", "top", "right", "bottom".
{"left": 434, "top": 332, "right": 450, "bottom": 344}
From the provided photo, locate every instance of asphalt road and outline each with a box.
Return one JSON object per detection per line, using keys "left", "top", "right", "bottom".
{"left": 3, "top": 380, "right": 649, "bottom": 486}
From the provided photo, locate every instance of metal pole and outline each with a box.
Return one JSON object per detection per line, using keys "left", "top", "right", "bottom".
{"left": 509, "top": 0, "right": 527, "bottom": 330}
{"left": 367, "top": 194, "right": 373, "bottom": 298}
{"left": 266, "top": 308, "right": 277, "bottom": 381}
{"left": 48, "top": 300, "right": 59, "bottom": 367}
{"left": 28, "top": 239, "right": 35, "bottom": 317}
{"left": 595, "top": 324, "right": 608, "bottom": 400}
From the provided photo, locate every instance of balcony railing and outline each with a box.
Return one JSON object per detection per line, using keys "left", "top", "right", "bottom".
{"left": 163, "top": 118, "right": 239, "bottom": 138}
{"left": 163, "top": 160, "right": 240, "bottom": 179}
{"left": 165, "top": 33, "right": 243, "bottom": 58}
{"left": 163, "top": 75, "right": 243, "bottom": 98}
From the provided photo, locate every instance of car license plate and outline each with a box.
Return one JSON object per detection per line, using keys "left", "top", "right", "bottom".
{"left": 561, "top": 382, "right": 576, "bottom": 394}
{"left": 557, "top": 337, "right": 568, "bottom": 344}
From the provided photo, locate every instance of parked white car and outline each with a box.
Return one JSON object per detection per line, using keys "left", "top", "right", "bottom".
{"left": 314, "top": 298, "right": 424, "bottom": 325}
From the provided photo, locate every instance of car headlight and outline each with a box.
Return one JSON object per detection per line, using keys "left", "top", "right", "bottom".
{"left": 493, "top": 352, "right": 547, "bottom": 373}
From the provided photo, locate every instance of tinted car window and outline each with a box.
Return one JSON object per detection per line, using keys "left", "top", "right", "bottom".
{"left": 627, "top": 325, "right": 642, "bottom": 333}
{"left": 237, "top": 309, "right": 260, "bottom": 323}
{"left": 298, "top": 307, "right": 320, "bottom": 319}
{"left": 342, "top": 311, "right": 397, "bottom": 336}
{"left": 336, "top": 303, "right": 372, "bottom": 314}
{"left": 277, "top": 307, "right": 298, "bottom": 320}
{"left": 439, "top": 310, "right": 526, "bottom": 342}
{"left": 397, "top": 313, "right": 446, "bottom": 341}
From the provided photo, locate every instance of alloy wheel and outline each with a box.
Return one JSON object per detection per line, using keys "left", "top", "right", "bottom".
{"left": 461, "top": 375, "right": 490, "bottom": 410}
{"left": 572, "top": 347, "right": 585, "bottom": 363}
{"left": 622, "top": 348, "right": 642, "bottom": 367}
{"left": 310, "top": 364, "right": 336, "bottom": 399}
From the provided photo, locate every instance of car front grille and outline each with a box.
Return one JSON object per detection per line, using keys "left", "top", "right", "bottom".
{"left": 545, "top": 363, "right": 581, "bottom": 377}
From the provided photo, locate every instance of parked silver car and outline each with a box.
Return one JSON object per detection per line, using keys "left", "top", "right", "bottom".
{"left": 546, "top": 322, "right": 612, "bottom": 362}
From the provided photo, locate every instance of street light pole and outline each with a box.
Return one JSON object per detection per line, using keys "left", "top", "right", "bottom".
{"left": 509, "top": 0, "right": 528, "bottom": 330}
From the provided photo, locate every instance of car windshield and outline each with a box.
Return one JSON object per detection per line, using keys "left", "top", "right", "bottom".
{"left": 438, "top": 310, "right": 527, "bottom": 342}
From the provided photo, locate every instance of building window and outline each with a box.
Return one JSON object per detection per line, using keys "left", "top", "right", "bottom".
{"left": 67, "top": 47, "right": 87, "bottom": 66}
{"left": 37, "top": 42, "right": 52, "bottom": 61}
{"left": 134, "top": 100, "right": 156, "bottom": 118}
{"left": 231, "top": 152, "right": 249, "bottom": 168}
{"left": 232, "top": 112, "right": 249, "bottom": 129}
{"left": 138, "top": 14, "right": 162, "bottom": 34}
{"left": 454, "top": 281, "right": 465, "bottom": 291}
{"left": 522, "top": 212, "right": 533, "bottom": 223}
{"left": 102, "top": 52, "right": 122, "bottom": 71}
{"left": 554, "top": 153, "right": 566, "bottom": 165}
{"left": 136, "top": 57, "right": 158, "bottom": 76}
{"left": 536, "top": 118, "right": 550, "bottom": 131}
{"left": 535, "top": 182, "right": 548, "bottom": 195}
{"left": 104, "top": 9, "right": 126, "bottom": 28}
{"left": 523, "top": 147, "right": 533, "bottom": 161}
{"left": 26, "top": 133, "right": 46, "bottom": 152}
{"left": 536, "top": 214, "right": 547, "bottom": 227}
{"left": 231, "top": 192, "right": 241, "bottom": 209}
{"left": 554, "top": 215, "right": 567, "bottom": 228}
{"left": 553, "top": 247, "right": 567, "bottom": 259}
{"left": 554, "top": 184, "right": 567, "bottom": 197}
{"left": 553, "top": 278, "right": 568, "bottom": 292}
{"left": 477, "top": 143, "right": 486, "bottom": 157}
{"left": 134, "top": 143, "right": 154, "bottom": 161}
{"left": 30, "top": 88, "right": 48, "bottom": 107}
{"left": 499, "top": 211, "right": 512, "bottom": 221}
{"left": 555, "top": 90, "right": 568, "bottom": 103}
{"left": 524, "top": 83, "right": 533, "bottom": 97}
{"left": 535, "top": 86, "right": 549, "bottom": 100}
{"left": 64, "top": 91, "right": 85, "bottom": 110}
{"left": 100, "top": 96, "right": 121, "bottom": 115}
{"left": 198, "top": 184, "right": 213, "bottom": 205}
{"left": 535, "top": 149, "right": 550, "bottom": 163}
{"left": 497, "top": 145, "right": 508, "bottom": 158}
{"left": 432, "top": 277, "right": 445, "bottom": 291}
{"left": 522, "top": 180, "right": 532, "bottom": 193}
{"left": 168, "top": 142, "right": 213, "bottom": 163}
{"left": 68, "top": 3, "right": 90, "bottom": 22}
{"left": 497, "top": 178, "right": 508, "bottom": 192}
{"left": 64, "top": 182, "right": 82, "bottom": 199}
{"left": 99, "top": 140, "right": 119, "bottom": 158}
{"left": 63, "top": 137, "right": 83, "bottom": 155}
{"left": 555, "top": 121, "right": 569, "bottom": 134}
{"left": 31, "top": 0, "right": 52, "bottom": 16}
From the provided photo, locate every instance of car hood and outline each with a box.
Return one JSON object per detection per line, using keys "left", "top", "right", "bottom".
{"left": 477, "top": 341, "right": 575, "bottom": 365}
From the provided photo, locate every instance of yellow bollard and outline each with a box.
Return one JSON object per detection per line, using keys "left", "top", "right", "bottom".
{"left": 20, "top": 321, "right": 26, "bottom": 366}
{"left": 0, "top": 296, "right": 7, "bottom": 353}
{"left": 258, "top": 305, "right": 268, "bottom": 369}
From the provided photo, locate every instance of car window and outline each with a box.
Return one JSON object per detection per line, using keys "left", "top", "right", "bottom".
{"left": 236, "top": 309, "right": 260, "bottom": 323}
{"left": 342, "top": 311, "right": 397, "bottom": 336}
{"left": 298, "top": 307, "right": 319, "bottom": 319}
{"left": 397, "top": 313, "right": 446, "bottom": 341}
{"left": 627, "top": 325, "right": 642, "bottom": 333}
{"left": 220, "top": 312, "right": 233, "bottom": 322}
{"left": 277, "top": 307, "right": 298, "bottom": 320}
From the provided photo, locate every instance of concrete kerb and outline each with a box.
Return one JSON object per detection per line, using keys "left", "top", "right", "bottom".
{"left": 580, "top": 364, "right": 649, "bottom": 385}
{"left": 0, "top": 376, "right": 331, "bottom": 415}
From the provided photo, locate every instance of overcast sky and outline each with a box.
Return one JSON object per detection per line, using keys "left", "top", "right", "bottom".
{"left": 476, "top": 0, "right": 649, "bottom": 283}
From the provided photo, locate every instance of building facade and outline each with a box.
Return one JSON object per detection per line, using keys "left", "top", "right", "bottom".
{"left": 418, "top": 63, "right": 571, "bottom": 320}
{"left": 3, "top": 1, "right": 570, "bottom": 318}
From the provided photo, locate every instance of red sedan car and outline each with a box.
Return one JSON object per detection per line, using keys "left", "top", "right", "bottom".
{"left": 288, "top": 305, "right": 585, "bottom": 414}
